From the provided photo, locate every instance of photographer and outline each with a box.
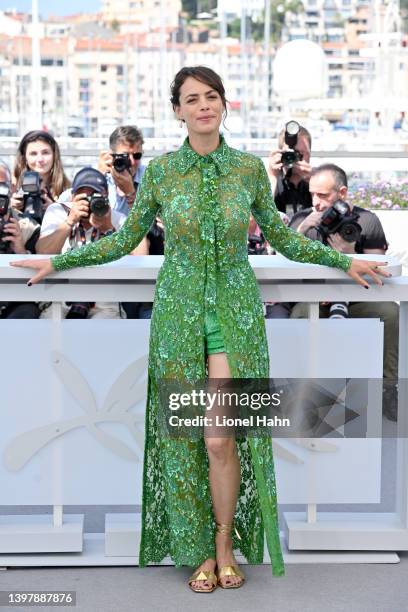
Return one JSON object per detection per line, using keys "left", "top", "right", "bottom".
{"left": 98, "top": 125, "right": 145, "bottom": 217}
{"left": 37, "top": 167, "right": 126, "bottom": 319}
{"left": 0, "top": 159, "right": 40, "bottom": 318}
{"left": 98, "top": 125, "right": 164, "bottom": 319}
{"left": 12, "top": 130, "right": 70, "bottom": 222}
{"left": 268, "top": 121, "right": 313, "bottom": 216}
{"left": 289, "top": 163, "right": 399, "bottom": 421}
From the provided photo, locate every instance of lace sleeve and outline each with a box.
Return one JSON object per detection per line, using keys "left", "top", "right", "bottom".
{"left": 251, "top": 159, "right": 352, "bottom": 273}
{"left": 52, "top": 162, "right": 160, "bottom": 271}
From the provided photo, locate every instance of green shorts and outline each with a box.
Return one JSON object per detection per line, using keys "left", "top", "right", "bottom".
{"left": 204, "top": 309, "right": 226, "bottom": 355}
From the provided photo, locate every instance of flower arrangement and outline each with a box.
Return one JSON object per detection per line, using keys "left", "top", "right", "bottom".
{"left": 348, "top": 180, "right": 408, "bottom": 210}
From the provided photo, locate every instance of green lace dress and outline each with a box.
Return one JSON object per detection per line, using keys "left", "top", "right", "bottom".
{"left": 52, "top": 136, "right": 351, "bottom": 577}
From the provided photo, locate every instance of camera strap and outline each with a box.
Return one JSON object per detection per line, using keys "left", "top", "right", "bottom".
{"left": 74, "top": 223, "right": 99, "bottom": 247}
{"left": 60, "top": 203, "right": 100, "bottom": 247}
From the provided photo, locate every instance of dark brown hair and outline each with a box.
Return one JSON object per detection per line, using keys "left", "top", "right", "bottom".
{"left": 170, "top": 66, "right": 228, "bottom": 118}
{"left": 109, "top": 125, "right": 144, "bottom": 150}
{"left": 14, "top": 130, "right": 70, "bottom": 198}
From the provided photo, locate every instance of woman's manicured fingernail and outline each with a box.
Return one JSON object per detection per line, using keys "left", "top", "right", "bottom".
{"left": 27, "top": 281, "right": 32, "bottom": 287}
{"left": 365, "top": 285, "right": 369, "bottom": 289}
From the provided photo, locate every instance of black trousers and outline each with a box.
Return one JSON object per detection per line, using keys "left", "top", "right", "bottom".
{"left": 0, "top": 302, "right": 41, "bottom": 319}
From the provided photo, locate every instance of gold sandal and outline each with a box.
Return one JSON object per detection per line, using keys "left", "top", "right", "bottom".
{"left": 215, "top": 521, "right": 245, "bottom": 589}
{"left": 188, "top": 567, "right": 218, "bottom": 593}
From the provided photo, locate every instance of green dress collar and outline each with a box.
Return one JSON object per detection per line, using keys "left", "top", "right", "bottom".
{"left": 174, "top": 134, "right": 233, "bottom": 176}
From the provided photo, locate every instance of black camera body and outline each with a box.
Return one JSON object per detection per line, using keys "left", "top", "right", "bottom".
{"left": 21, "top": 171, "right": 43, "bottom": 223}
{"left": 317, "top": 200, "right": 362, "bottom": 244}
{"left": 281, "top": 120, "right": 303, "bottom": 169}
{"left": 0, "top": 182, "right": 11, "bottom": 254}
{"left": 112, "top": 153, "right": 131, "bottom": 173}
{"left": 65, "top": 302, "right": 93, "bottom": 319}
{"left": 86, "top": 193, "right": 110, "bottom": 218}
{"left": 281, "top": 149, "right": 303, "bottom": 168}
{"left": 0, "top": 182, "right": 10, "bottom": 216}
{"left": 248, "top": 233, "right": 267, "bottom": 255}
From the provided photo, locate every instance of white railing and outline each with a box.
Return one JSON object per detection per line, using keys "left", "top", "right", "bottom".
{"left": 0, "top": 254, "right": 407, "bottom": 567}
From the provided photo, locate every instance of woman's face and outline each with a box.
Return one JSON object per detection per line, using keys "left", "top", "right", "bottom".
{"left": 175, "top": 77, "right": 224, "bottom": 137}
{"left": 25, "top": 140, "right": 54, "bottom": 178}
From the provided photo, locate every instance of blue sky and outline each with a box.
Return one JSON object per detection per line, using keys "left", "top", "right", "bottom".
{"left": 1, "top": 1, "right": 100, "bottom": 16}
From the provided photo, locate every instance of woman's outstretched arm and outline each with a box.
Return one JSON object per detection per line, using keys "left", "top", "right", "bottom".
{"left": 251, "top": 158, "right": 390, "bottom": 288}
{"left": 10, "top": 161, "right": 160, "bottom": 284}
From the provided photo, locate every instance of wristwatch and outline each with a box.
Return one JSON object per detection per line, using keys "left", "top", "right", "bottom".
{"left": 102, "top": 229, "right": 114, "bottom": 236}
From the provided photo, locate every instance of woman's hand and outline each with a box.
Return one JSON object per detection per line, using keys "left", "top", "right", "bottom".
{"left": 347, "top": 259, "right": 391, "bottom": 288}
{"left": 40, "top": 187, "right": 55, "bottom": 210}
{"left": 9, "top": 257, "right": 54, "bottom": 286}
{"left": 10, "top": 192, "right": 24, "bottom": 212}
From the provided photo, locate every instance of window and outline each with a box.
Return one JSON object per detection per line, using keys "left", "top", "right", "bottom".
{"left": 100, "top": 64, "right": 108, "bottom": 72}
{"left": 41, "top": 58, "right": 63, "bottom": 66}
{"left": 80, "top": 79, "right": 90, "bottom": 88}
{"left": 13, "top": 58, "right": 31, "bottom": 66}
{"left": 117, "top": 65, "right": 123, "bottom": 76}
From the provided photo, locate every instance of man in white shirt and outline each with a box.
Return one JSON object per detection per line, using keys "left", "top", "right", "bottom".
{"left": 98, "top": 125, "right": 146, "bottom": 218}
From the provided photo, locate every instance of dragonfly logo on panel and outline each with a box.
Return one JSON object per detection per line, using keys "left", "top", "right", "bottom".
{"left": 3, "top": 351, "right": 148, "bottom": 471}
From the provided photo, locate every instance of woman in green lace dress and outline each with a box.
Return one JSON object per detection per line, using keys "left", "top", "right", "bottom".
{"left": 11, "top": 66, "right": 389, "bottom": 592}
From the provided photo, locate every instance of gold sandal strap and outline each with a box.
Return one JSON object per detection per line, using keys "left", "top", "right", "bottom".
{"left": 215, "top": 521, "right": 242, "bottom": 541}
{"left": 218, "top": 565, "right": 245, "bottom": 580}
{"left": 188, "top": 569, "right": 217, "bottom": 587}
{"left": 215, "top": 521, "right": 232, "bottom": 535}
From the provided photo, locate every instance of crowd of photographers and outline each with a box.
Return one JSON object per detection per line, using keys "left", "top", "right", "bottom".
{"left": 0, "top": 126, "right": 164, "bottom": 321}
{"left": 0, "top": 122, "right": 399, "bottom": 420}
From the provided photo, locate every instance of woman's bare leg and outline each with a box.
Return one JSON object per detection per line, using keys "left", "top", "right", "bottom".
{"left": 191, "top": 352, "right": 242, "bottom": 589}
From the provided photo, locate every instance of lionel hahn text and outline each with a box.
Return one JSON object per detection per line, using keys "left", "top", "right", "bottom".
{"left": 168, "top": 414, "right": 291, "bottom": 427}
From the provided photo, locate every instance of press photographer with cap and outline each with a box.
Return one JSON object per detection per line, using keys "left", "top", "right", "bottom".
{"left": 36, "top": 167, "right": 126, "bottom": 319}
{"left": 268, "top": 121, "right": 313, "bottom": 216}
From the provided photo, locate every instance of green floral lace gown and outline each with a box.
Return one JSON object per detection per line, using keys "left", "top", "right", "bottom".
{"left": 52, "top": 136, "right": 351, "bottom": 577}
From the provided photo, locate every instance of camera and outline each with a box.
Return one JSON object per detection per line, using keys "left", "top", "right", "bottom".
{"left": 0, "top": 182, "right": 11, "bottom": 255}
{"left": 65, "top": 302, "right": 93, "bottom": 319}
{"left": 85, "top": 193, "right": 110, "bottom": 218}
{"left": 112, "top": 153, "right": 131, "bottom": 173}
{"left": 329, "top": 302, "right": 349, "bottom": 319}
{"left": 0, "top": 182, "right": 9, "bottom": 216}
{"left": 21, "top": 170, "right": 43, "bottom": 223}
{"left": 248, "top": 233, "right": 267, "bottom": 255}
{"left": 281, "top": 120, "right": 303, "bottom": 169}
{"left": 317, "top": 200, "right": 362, "bottom": 244}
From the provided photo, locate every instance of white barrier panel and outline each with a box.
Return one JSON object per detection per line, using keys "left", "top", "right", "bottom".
{"left": 0, "top": 317, "right": 381, "bottom": 507}
{"left": 0, "top": 254, "right": 407, "bottom": 565}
